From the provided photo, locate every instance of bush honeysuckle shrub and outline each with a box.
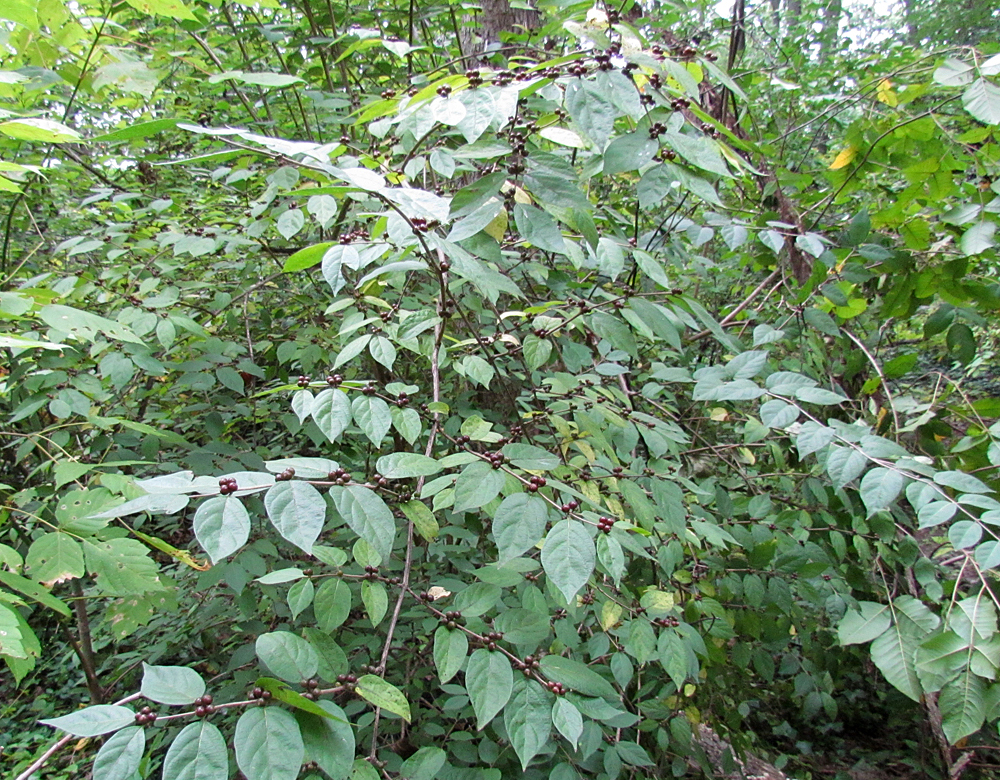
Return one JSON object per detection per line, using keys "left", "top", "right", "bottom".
{"left": 4, "top": 0, "right": 1000, "bottom": 778}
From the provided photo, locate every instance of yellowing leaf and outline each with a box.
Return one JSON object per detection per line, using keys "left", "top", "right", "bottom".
{"left": 876, "top": 79, "right": 898, "bottom": 107}
{"left": 124, "top": 0, "right": 197, "bottom": 19}
{"left": 829, "top": 146, "right": 857, "bottom": 170}
{"left": 483, "top": 207, "right": 508, "bottom": 241}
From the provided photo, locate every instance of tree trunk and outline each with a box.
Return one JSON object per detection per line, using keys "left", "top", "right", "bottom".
{"left": 458, "top": 0, "right": 540, "bottom": 62}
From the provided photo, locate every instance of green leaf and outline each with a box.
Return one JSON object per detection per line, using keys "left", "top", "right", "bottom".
{"left": 91, "top": 118, "right": 182, "bottom": 143}
{"left": 825, "top": 446, "right": 868, "bottom": 489}
{"left": 551, "top": 697, "right": 583, "bottom": 750}
{"left": 493, "top": 494, "right": 549, "bottom": 564}
{"left": 870, "top": 622, "right": 923, "bottom": 702}
{"left": 616, "top": 741, "right": 655, "bottom": 767}
{"left": 453, "top": 461, "right": 505, "bottom": 513}
{"left": 935, "top": 470, "right": 991, "bottom": 494}
{"left": 296, "top": 701, "right": 355, "bottom": 780}
{"left": 522, "top": 334, "right": 554, "bottom": 369}
{"left": 265, "top": 481, "right": 325, "bottom": 554}
{"left": 93, "top": 726, "right": 145, "bottom": 780}
{"left": 277, "top": 208, "right": 305, "bottom": 240}
{"left": 314, "top": 578, "right": 352, "bottom": 632}
{"left": 838, "top": 602, "right": 891, "bottom": 645}
{"left": 433, "top": 626, "right": 468, "bottom": 683}
{"left": 331, "top": 486, "right": 396, "bottom": 564}
{"left": 351, "top": 396, "right": 392, "bottom": 445}
{"left": 454, "top": 582, "right": 502, "bottom": 617}
{"left": 287, "top": 578, "right": 314, "bottom": 620}
{"left": 466, "top": 649, "right": 514, "bottom": 729}
{"left": 81, "top": 539, "right": 163, "bottom": 597}
{"left": 234, "top": 707, "right": 304, "bottom": 780}
{"left": 400, "top": 500, "right": 439, "bottom": 541}
{"left": 356, "top": 674, "right": 411, "bottom": 721}
{"left": 538, "top": 655, "right": 619, "bottom": 700}
{"left": 859, "top": 468, "right": 904, "bottom": 515}
{"left": 962, "top": 78, "right": 1000, "bottom": 125}
{"left": 256, "top": 631, "right": 319, "bottom": 682}
{"left": 502, "top": 443, "right": 560, "bottom": 471}
{"left": 312, "top": 389, "right": 353, "bottom": 443}
{"left": 457, "top": 89, "right": 497, "bottom": 144}
{"left": 376, "top": 453, "right": 442, "bottom": 479}
{"left": 39, "top": 304, "right": 143, "bottom": 345}
{"left": 513, "top": 204, "right": 565, "bottom": 253}
{"left": 162, "top": 721, "right": 229, "bottom": 780}
{"left": 194, "top": 496, "right": 250, "bottom": 564}
{"left": 25, "top": 533, "right": 84, "bottom": 585}
{"left": 400, "top": 747, "right": 447, "bottom": 780}
{"left": 602, "top": 132, "right": 658, "bottom": 174}
{"left": 541, "top": 521, "right": 595, "bottom": 602}
{"left": 361, "top": 580, "right": 388, "bottom": 625}
{"left": 505, "top": 680, "right": 553, "bottom": 769}
{"left": 0, "top": 118, "right": 81, "bottom": 143}
{"left": 565, "top": 79, "right": 616, "bottom": 149}
{"left": 939, "top": 671, "right": 987, "bottom": 744}
{"left": 40, "top": 705, "right": 136, "bottom": 737}
{"left": 140, "top": 662, "right": 205, "bottom": 705}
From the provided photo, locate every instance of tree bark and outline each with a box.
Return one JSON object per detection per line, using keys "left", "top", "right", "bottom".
{"left": 458, "top": 0, "right": 540, "bottom": 62}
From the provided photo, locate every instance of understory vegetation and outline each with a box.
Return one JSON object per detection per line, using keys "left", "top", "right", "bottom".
{"left": 2, "top": 0, "right": 1000, "bottom": 778}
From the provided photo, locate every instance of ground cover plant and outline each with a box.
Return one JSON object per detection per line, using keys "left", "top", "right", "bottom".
{"left": 2, "top": 0, "right": 1000, "bottom": 778}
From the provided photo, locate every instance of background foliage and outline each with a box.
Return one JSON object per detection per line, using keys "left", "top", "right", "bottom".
{"left": 3, "top": 0, "right": 1000, "bottom": 778}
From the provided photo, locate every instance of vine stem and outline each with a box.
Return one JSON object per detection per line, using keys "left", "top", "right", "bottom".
{"left": 369, "top": 307, "right": 445, "bottom": 759}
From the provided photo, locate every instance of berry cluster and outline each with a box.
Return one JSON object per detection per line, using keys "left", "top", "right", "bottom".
{"left": 380, "top": 89, "right": 396, "bottom": 99}
{"left": 640, "top": 93, "right": 655, "bottom": 107}
{"left": 363, "top": 565, "right": 380, "bottom": 579}
{"left": 326, "top": 373, "right": 344, "bottom": 386}
{"left": 297, "top": 375, "right": 310, "bottom": 388}
{"left": 440, "top": 610, "right": 463, "bottom": 629}
{"left": 395, "top": 392, "right": 409, "bottom": 407}
{"left": 560, "top": 499, "right": 580, "bottom": 513}
{"left": 597, "top": 516, "right": 615, "bottom": 533}
{"left": 658, "top": 149, "right": 678, "bottom": 162}
{"left": 436, "top": 84, "right": 452, "bottom": 98}
{"left": 486, "top": 451, "right": 507, "bottom": 469}
{"left": 491, "top": 69, "right": 515, "bottom": 87}
{"left": 193, "top": 694, "right": 214, "bottom": 717}
{"left": 540, "top": 66, "right": 561, "bottom": 79}
{"left": 219, "top": 476, "right": 239, "bottom": 495}
{"left": 410, "top": 217, "right": 438, "bottom": 233}
{"left": 654, "top": 616, "right": 681, "bottom": 627}
{"left": 135, "top": 706, "right": 157, "bottom": 725}
{"left": 670, "top": 97, "right": 690, "bottom": 111}
{"left": 568, "top": 62, "right": 588, "bottom": 77}
{"left": 301, "top": 678, "right": 320, "bottom": 700}
{"left": 545, "top": 681, "right": 567, "bottom": 695}
{"left": 480, "top": 630, "right": 503, "bottom": 651}
{"left": 647, "top": 72, "right": 663, "bottom": 89}
{"left": 327, "top": 467, "right": 352, "bottom": 485}
{"left": 455, "top": 434, "right": 472, "bottom": 445}
{"left": 594, "top": 52, "right": 614, "bottom": 71}
{"left": 339, "top": 227, "right": 370, "bottom": 244}
{"left": 526, "top": 475, "right": 547, "bottom": 492}
{"left": 648, "top": 122, "right": 667, "bottom": 139}
{"left": 275, "top": 467, "right": 295, "bottom": 482}
{"left": 249, "top": 686, "right": 273, "bottom": 701}
{"left": 361, "top": 383, "right": 378, "bottom": 396}
{"left": 465, "top": 69, "right": 484, "bottom": 88}
{"left": 507, "top": 160, "right": 525, "bottom": 175}
{"left": 509, "top": 130, "right": 529, "bottom": 157}
{"left": 335, "top": 673, "right": 359, "bottom": 686}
